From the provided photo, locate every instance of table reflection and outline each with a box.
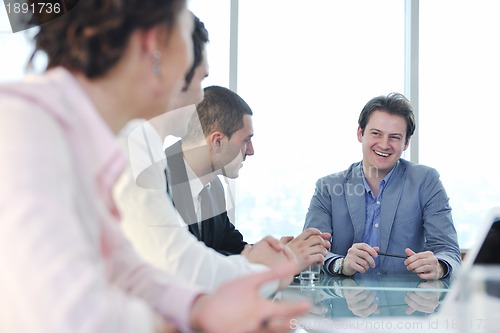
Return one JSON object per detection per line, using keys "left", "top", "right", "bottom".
{"left": 281, "top": 273, "right": 450, "bottom": 321}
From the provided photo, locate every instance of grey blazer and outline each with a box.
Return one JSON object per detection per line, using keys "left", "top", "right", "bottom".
{"left": 304, "top": 159, "right": 461, "bottom": 276}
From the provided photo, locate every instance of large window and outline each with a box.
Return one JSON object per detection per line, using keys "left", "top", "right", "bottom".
{"left": 235, "top": 0, "right": 405, "bottom": 242}
{"left": 189, "top": 0, "right": 231, "bottom": 88}
{"left": 419, "top": 0, "right": 500, "bottom": 249}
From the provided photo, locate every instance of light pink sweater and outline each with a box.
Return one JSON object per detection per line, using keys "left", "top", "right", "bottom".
{"left": 0, "top": 68, "right": 200, "bottom": 333}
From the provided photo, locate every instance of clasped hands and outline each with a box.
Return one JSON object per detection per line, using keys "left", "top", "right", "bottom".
{"left": 341, "top": 243, "right": 446, "bottom": 280}
{"left": 179, "top": 229, "right": 330, "bottom": 333}
{"left": 239, "top": 228, "right": 330, "bottom": 288}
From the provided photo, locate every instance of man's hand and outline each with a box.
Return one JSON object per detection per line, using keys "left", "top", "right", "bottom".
{"left": 241, "top": 236, "right": 289, "bottom": 265}
{"left": 405, "top": 280, "right": 444, "bottom": 314}
{"left": 341, "top": 243, "right": 379, "bottom": 276}
{"left": 241, "top": 236, "right": 297, "bottom": 288}
{"left": 280, "top": 228, "right": 330, "bottom": 271}
{"left": 189, "top": 262, "right": 310, "bottom": 333}
{"left": 404, "top": 248, "right": 446, "bottom": 280}
{"left": 342, "top": 279, "right": 380, "bottom": 318}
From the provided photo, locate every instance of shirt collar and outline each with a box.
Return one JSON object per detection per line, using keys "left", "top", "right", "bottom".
{"left": 361, "top": 161, "right": 399, "bottom": 195}
{"left": 184, "top": 157, "right": 210, "bottom": 200}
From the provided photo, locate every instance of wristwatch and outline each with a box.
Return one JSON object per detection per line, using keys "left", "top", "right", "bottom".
{"left": 333, "top": 258, "right": 344, "bottom": 275}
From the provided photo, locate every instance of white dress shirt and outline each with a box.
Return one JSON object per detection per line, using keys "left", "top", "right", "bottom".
{"left": 185, "top": 161, "right": 205, "bottom": 222}
{"left": 185, "top": 159, "right": 208, "bottom": 235}
{"left": 0, "top": 68, "right": 200, "bottom": 333}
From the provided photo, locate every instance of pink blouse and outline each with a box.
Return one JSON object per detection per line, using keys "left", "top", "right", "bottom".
{"left": 0, "top": 68, "right": 201, "bottom": 333}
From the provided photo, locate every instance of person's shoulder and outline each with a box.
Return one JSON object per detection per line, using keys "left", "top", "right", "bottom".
{"left": 317, "top": 161, "right": 361, "bottom": 183}
{"left": 0, "top": 68, "right": 91, "bottom": 125}
{"left": 400, "top": 159, "right": 436, "bottom": 171}
{"left": 400, "top": 159, "right": 440, "bottom": 178}
{"left": 0, "top": 79, "right": 63, "bottom": 129}
{"left": 0, "top": 78, "right": 46, "bottom": 110}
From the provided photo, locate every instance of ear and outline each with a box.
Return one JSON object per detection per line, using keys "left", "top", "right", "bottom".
{"left": 357, "top": 126, "right": 363, "bottom": 143}
{"left": 209, "top": 131, "right": 224, "bottom": 152}
{"left": 403, "top": 138, "right": 411, "bottom": 151}
{"left": 134, "top": 27, "right": 161, "bottom": 57}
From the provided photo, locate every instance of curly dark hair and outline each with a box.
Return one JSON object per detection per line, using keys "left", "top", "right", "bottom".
{"left": 29, "top": 0, "right": 186, "bottom": 78}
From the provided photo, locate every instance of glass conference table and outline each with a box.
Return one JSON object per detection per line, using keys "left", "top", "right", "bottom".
{"left": 276, "top": 272, "right": 453, "bottom": 333}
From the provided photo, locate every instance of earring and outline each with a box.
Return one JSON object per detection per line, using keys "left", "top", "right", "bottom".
{"left": 152, "top": 50, "right": 161, "bottom": 76}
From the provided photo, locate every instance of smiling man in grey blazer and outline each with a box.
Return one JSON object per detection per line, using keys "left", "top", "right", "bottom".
{"left": 304, "top": 93, "right": 461, "bottom": 280}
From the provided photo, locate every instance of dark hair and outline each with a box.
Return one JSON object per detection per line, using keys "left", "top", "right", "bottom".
{"left": 29, "top": 0, "right": 186, "bottom": 79}
{"left": 358, "top": 92, "right": 416, "bottom": 145}
{"left": 182, "top": 14, "right": 209, "bottom": 91}
{"left": 184, "top": 86, "right": 252, "bottom": 142}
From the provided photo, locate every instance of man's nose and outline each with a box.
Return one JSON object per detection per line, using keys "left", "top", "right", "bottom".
{"left": 246, "top": 141, "right": 254, "bottom": 156}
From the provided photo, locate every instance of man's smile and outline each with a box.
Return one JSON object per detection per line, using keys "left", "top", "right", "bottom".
{"left": 373, "top": 150, "right": 390, "bottom": 157}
